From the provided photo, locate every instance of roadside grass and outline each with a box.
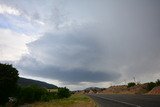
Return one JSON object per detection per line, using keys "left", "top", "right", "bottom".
{"left": 23, "top": 94, "right": 97, "bottom": 107}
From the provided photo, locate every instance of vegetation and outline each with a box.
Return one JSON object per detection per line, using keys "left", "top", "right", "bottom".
{"left": 16, "top": 85, "right": 71, "bottom": 104}
{"left": 155, "top": 79, "right": 160, "bottom": 86}
{"left": 126, "top": 79, "right": 160, "bottom": 91}
{"left": 27, "top": 94, "right": 97, "bottom": 107}
{"left": 57, "top": 87, "right": 71, "bottom": 99}
{"left": 127, "top": 82, "right": 136, "bottom": 88}
{"left": 0, "top": 63, "right": 71, "bottom": 106}
{"left": 0, "top": 63, "right": 19, "bottom": 104}
{"left": 17, "top": 85, "right": 48, "bottom": 103}
{"left": 146, "top": 82, "right": 156, "bottom": 91}
{"left": 145, "top": 79, "right": 160, "bottom": 91}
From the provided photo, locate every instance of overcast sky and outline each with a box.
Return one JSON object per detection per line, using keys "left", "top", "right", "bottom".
{"left": 0, "top": 0, "right": 160, "bottom": 90}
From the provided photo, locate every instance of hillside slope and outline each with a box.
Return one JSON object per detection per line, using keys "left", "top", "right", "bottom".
{"left": 79, "top": 84, "right": 160, "bottom": 95}
{"left": 18, "top": 77, "right": 58, "bottom": 89}
{"left": 101, "top": 84, "right": 148, "bottom": 94}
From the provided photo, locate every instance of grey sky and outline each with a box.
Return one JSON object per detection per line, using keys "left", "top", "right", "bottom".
{"left": 0, "top": 0, "right": 160, "bottom": 90}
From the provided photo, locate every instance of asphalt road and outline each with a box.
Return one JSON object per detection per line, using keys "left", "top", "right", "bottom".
{"left": 88, "top": 94, "right": 160, "bottom": 107}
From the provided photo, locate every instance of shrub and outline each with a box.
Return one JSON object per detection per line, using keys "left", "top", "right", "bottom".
{"left": 57, "top": 87, "right": 71, "bottom": 99}
{"left": 18, "top": 85, "right": 48, "bottom": 103}
{"left": 0, "top": 63, "right": 19, "bottom": 104}
{"left": 146, "top": 82, "right": 156, "bottom": 91}
{"left": 41, "top": 94, "right": 50, "bottom": 102}
{"left": 155, "top": 79, "right": 160, "bottom": 86}
{"left": 127, "top": 82, "right": 136, "bottom": 88}
{"left": 41, "top": 92, "right": 57, "bottom": 101}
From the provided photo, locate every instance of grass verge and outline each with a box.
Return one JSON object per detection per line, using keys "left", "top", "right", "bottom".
{"left": 21, "top": 94, "right": 97, "bottom": 107}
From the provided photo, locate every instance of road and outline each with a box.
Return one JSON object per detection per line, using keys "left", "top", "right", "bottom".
{"left": 88, "top": 94, "right": 160, "bottom": 107}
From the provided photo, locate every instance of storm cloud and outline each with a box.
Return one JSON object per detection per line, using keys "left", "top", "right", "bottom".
{"left": 0, "top": 0, "right": 160, "bottom": 89}
{"left": 16, "top": 27, "right": 121, "bottom": 83}
{"left": 17, "top": 56, "right": 120, "bottom": 83}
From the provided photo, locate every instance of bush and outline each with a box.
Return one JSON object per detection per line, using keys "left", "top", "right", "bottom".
{"left": 18, "top": 85, "right": 48, "bottom": 103}
{"left": 156, "top": 79, "right": 160, "bottom": 86}
{"left": 127, "top": 82, "right": 136, "bottom": 88}
{"left": 146, "top": 82, "right": 156, "bottom": 91}
{"left": 0, "top": 63, "right": 19, "bottom": 104}
{"left": 41, "top": 94, "right": 50, "bottom": 102}
{"left": 57, "top": 87, "right": 71, "bottom": 99}
{"left": 41, "top": 92, "right": 56, "bottom": 101}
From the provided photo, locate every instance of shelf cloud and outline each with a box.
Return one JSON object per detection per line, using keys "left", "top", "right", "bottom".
{"left": 0, "top": 0, "right": 160, "bottom": 90}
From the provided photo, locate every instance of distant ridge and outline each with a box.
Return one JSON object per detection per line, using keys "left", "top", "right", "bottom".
{"left": 18, "top": 77, "right": 58, "bottom": 89}
{"left": 85, "top": 87, "right": 102, "bottom": 91}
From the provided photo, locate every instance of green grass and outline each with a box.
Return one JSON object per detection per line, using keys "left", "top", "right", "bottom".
{"left": 22, "top": 94, "right": 97, "bottom": 107}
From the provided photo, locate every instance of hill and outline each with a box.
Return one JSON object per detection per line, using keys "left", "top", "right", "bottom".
{"left": 85, "top": 87, "right": 102, "bottom": 91}
{"left": 100, "top": 84, "right": 148, "bottom": 94}
{"left": 76, "top": 80, "right": 160, "bottom": 95}
{"left": 18, "top": 77, "right": 58, "bottom": 89}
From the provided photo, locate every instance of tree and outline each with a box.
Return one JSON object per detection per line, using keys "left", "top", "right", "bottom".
{"left": 0, "top": 63, "right": 19, "bottom": 104}
{"left": 57, "top": 87, "right": 71, "bottom": 98}
{"left": 127, "top": 82, "right": 136, "bottom": 88}
{"left": 18, "top": 85, "right": 47, "bottom": 103}
{"left": 146, "top": 82, "right": 156, "bottom": 91}
{"left": 156, "top": 79, "right": 160, "bottom": 86}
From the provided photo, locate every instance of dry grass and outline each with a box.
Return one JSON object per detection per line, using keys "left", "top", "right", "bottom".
{"left": 101, "top": 84, "right": 148, "bottom": 94}
{"left": 21, "top": 94, "right": 97, "bottom": 107}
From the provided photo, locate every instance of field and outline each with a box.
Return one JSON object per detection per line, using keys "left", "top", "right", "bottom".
{"left": 21, "top": 94, "right": 97, "bottom": 107}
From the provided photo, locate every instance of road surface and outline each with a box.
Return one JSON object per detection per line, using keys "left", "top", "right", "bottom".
{"left": 88, "top": 94, "right": 160, "bottom": 107}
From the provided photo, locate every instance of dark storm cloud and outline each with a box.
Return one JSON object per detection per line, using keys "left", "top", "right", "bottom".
{"left": 14, "top": 26, "right": 121, "bottom": 83}
{"left": 17, "top": 56, "right": 120, "bottom": 83}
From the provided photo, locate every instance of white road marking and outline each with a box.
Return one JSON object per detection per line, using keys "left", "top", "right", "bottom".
{"left": 93, "top": 95, "right": 141, "bottom": 107}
